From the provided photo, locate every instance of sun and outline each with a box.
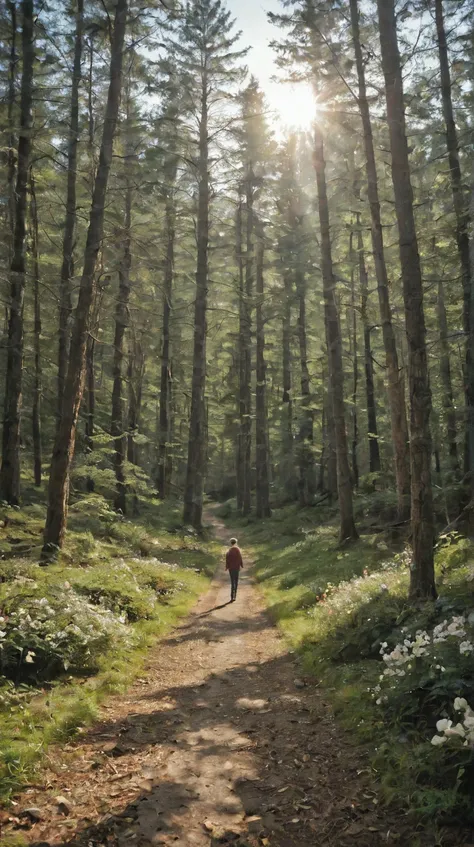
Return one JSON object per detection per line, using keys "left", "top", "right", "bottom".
{"left": 265, "top": 81, "right": 318, "bottom": 134}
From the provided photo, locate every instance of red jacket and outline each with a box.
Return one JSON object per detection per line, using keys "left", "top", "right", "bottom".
{"left": 226, "top": 546, "right": 243, "bottom": 572}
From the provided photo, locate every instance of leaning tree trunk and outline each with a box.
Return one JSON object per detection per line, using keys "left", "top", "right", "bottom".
{"left": 255, "top": 218, "right": 271, "bottom": 518}
{"left": 296, "top": 268, "right": 316, "bottom": 505}
{"left": 357, "top": 219, "right": 381, "bottom": 474}
{"left": 183, "top": 75, "right": 209, "bottom": 530}
{"left": 30, "top": 172, "right": 42, "bottom": 487}
{"left": 433, "top": 0, "right": 473, "bottom": 484}
{"left": 0, "top": 0, "right": 34, "bottom": 505}
{"left": 157, "top": 186, "right": 176, "bottom": 500}
{"left": 349, "top": 0, "right": 410, "bottom": 518}
{"left": 313, "top": 124, "right": 358, "bottom": 542}
{"left": 57, "top": 0, "right": 84, "bottom": 423}
{"left": 377, "top": 0, "right": 435, "bottom": 599}
{"left": 111, "top": 117, "right": 133, "bottom": 514}
{"left": 43, "top": 0, "right": 128, "bottom": 556}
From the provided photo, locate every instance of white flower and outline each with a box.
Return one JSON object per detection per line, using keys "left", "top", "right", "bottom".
{"left": 454, "top": 697, "right": 469, "bottom": 712}
{"left": 0, "top": 630, "right": 6, "bottom": 639}
{"left": 24, "top": 651, "right": 35, "bottom": 663}
{"left": 445, "top": 723, "right": 466, "bottom": 738}
{"left": 460, "top": 641, "right": 473, "bottom": 655}
{"left": 436, "top": 719, "right": 451, "bottom": 732}
{"left": 431, "top": 735, "right": 447, "bottom": 746}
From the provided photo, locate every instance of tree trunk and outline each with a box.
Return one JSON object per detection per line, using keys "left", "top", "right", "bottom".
{"left": 7, "top": 0, "right": 17, "bottom": 255}
{"left": 437, "top": 275, "right": 459, "bottom": 473}
{"left": 29, "top": 172, "right": 42, "bottom": 487}
{"left": 313, "top": 124, "right": 358, "bottom": 542}
{"left": 127, "top": 340, "right": 137, "bottom": 465}
{"left": 43, "top": 0, "right": 128, "bottom": 556}
{"left": 157, "top": 187, "right": 175, "bottom": 499}
{"left": 349, "top": 0, "right": 410, "bottom": 518}
{"left": 357, "top": 219, "right": 381, "bottom": 474}
{"left": 183, "top": 73, "right": 209, "bottom": 530}
{"left": 282, "top": 270, "right": 295, "bottom": 496}
{"left": 57, "top": 0, "right": 84, "bottom": 423}
{"left": 111, "top": 117, "right": 133, "bottom": 514}
{"left": 241, "top": 174, "right": 253, "bottom": 516}
{"left": 433, "top": 0, "right": 473, "bottom": 484}
{"left": 349, "top": 229, "right": 359, "bottom": 488}
{"left": 377, "top": 0, "right": 435, "bottom": 599}
{"left": 255, "top": 218, "right": 271, "bottom": 518}
{"left": 84, "top": 335, "right": 95, "bottom": 492}
{"left": 235, "top": 196, "right": 245, "bottom": 512}
{"left": 297, "top": 268, "right": 315, "bottom": 505}
{"left": 0, "top": 0, "right": 34, "bottom": 505}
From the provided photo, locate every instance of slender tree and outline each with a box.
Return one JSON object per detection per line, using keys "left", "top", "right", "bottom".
{"left": 57, "top": 0, "right": 84, "bottom": 422}
{"left": 255, "top": 217, "right": 271, "bottom": 517}
{"left": 313, "top": 123, "right": 358, "bottom": 542}
{"left": 0, "top": 0, "right": 35, "bottom": 505}
{"left": 349, "top": 0, "right": 410, "bottom": 518}
{"left": 174, "top": 0, "right": 246, "bottom": 529}
{"left": 43, "top": 0, "right": 128, "bottom": 555}
{"left": 376, "top": 0, "right": 435, "bottom": 599}
{"left": 29, "top": 171, "right": 42, "bottom": 487}
{"left": 111, "top": 93, "right": 135, "bottom": 514}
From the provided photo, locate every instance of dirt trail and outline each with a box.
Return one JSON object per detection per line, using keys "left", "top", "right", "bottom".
{"left": 2, "top": 517, "right": 414, "bottom": 846}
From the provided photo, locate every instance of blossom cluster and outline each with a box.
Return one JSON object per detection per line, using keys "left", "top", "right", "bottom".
{"left": 431, "top": 698, "right": 474, "bottom": 747}
{"left": 0, "top": 581, "right": 130, "bottom": 674}
{"left": 373, "top": 614, "right": 474, "bottom": 705}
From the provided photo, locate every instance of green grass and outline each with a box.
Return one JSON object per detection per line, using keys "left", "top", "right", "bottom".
{"left": 226, "top": 501, "right": 474, "bottom": 831}
{"left": 0, "top": 491, "right": 218, "bottom": 804}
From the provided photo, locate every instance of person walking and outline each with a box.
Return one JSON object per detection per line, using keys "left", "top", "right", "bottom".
{"left": 225, "top": 537, "right": 243, "bottom": 602}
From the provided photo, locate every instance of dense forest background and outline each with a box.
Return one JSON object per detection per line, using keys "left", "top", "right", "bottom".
{"left": 3, "top": 1, "right": 474, "bottom": 837}
{"left": 0, "top": 0, "right": 473, "bottom": 588}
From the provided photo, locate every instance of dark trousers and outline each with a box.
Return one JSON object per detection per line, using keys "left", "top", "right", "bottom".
{"left": 229, "top": 569, "right": 239, "bottom": 599}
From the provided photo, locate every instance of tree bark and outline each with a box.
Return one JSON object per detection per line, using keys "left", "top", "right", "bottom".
{"left": 357, "top": 219, "right": 380, "bottom": 474}
{"left": 157, "top": 186, "right": 175, "bottom": 499}
{"left": 84, "top": 335, "right": 95, "bottom": 492}
{"left": 281, "top": 269, "right": 295, "bottom": 497}
{"left": 433, "top": 0, "right": 473, "bottom": 483}
{"left": 296, "top": 268, "right": 315, "bottom": 505}
{"left": 349, "top": 0, "right": 409, "bottom": 518}
{"left": 0, "top": 0, "right": 34, "bottom": 505}
{"left": 29, "top": 172, "right": 42, "bottom": 487}
{"left": 235, "top": 196, "right": 245, "bottom": 512}
{"left": 7, "top": 0, "right": 17, "bottom": 255}
{"left": 111, "top": 115, "right": 133, "bottom": 514}
{"left": 183, "top": 69, "right": 209, "bottom": 530}
{"left": 241, "top": 173, "right": 253, "bottom": 515}
{"left": 377, "top": 0, "right": 435, "bottom": 599}
{"left": 57, "top": 0, "right": 84, "bottom": 423}
{"left": 43, "top": 0, "right": 128, "bottom": 556}
{"left": 349, "top": 230, "right": 359, "bottom": 488}
{"left": 437, "top": 275, "right": 459, "bottom": 473}
{"left": 255, "top": 218, "right": 271, "bottom": 518}
{"left": 313, "top": 124, "right": 358, "bottom": 542}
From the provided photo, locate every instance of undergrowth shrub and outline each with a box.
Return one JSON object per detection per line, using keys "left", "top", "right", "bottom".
{"left": 0, "top": 581, "right": 131, "bottom": 680}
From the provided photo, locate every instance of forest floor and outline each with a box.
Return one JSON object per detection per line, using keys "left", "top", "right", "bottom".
{"left": 0, "top": 514, "right": 449, "bottom": 847}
